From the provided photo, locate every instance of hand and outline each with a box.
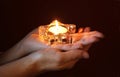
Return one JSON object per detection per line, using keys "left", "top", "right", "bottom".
{"left": 52, "top": 27, "right": 104, "bottom": 50}
{"left": 19, "top": 27, "right": 103, "bottom": 53}
{"left": 0, "top": 48, "right": 89, "bottom": 77}
{"left": 27, "top": 48, "right": 88, "bottom": 72}
{"left": 0, "top": 27, "right": 103, "bottom": 65}
{"left": 0, "top": 27, "right": 103, "bottom": 77}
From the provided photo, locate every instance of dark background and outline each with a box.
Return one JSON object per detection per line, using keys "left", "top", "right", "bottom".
{"left": 0, "top": 0, "right": 119, "bottom": 77}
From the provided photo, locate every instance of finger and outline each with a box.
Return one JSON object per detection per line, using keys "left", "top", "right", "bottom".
{"left": 23, "top": 28, "right": 39, "bottom": 40}
{"left": 80, "top": 36, "right": 99, "bottom": 45}
{"left": 55, "top": 40, "right": 92, "bottom": 51}
{"left": 84, "top": 27, "right": 91, "bottom": 32}
{"left": 27, "top": 28, "right": 39, "bottom": 36}
{"left": 51, "top": 43, "right": 82, "bottom": 50}
{"left": 78, "top": 28, "right": 83, "bottom": 33}
{"left": 79, "top": 31, "right": 104, "bottom": 45}
{"left": 72, "top": 31, "right": 103, "bottom": 44}
{"left": 71, "top": 33, "right": 83, "bottom": 43}
{"left": 85, "top": 31, "right": 104, "bottom": 38}
{"left": 60, "top": 49, "right": 85, "bottom": 63}
{"left": 31, "top": 28, "right": 39, "bottom": 34}
{"left": 51, "top": 44, "right": 73, "bottom": 50}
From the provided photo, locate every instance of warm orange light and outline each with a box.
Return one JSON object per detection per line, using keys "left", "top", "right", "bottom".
{"left": 49, "top": 20, "right": 64, "bottom": 26}
{"left": 55, "top": 20, "right": 59, "bottom": 29}
{"left": 48, "top": 20, "right": 67, "bottom": 35}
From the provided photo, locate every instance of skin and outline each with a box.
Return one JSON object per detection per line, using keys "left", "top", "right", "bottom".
{"left": 0, "top": 27, "right": 103, "bottom": 77}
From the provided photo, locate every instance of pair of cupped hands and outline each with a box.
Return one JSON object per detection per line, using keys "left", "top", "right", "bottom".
{"left": 0, "top": 27, "right": 103, "bottom": 72}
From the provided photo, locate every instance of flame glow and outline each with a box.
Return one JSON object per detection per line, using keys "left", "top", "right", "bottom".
{"left": 55, "top": 20, "right": 59, "bottom": 30}
{"left": 48, "top": 20, "right": 67, "bottom": 35}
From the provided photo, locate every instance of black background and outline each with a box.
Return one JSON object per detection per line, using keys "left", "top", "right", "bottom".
{"left": 0, "top": 0, "right": 119, "bottom": 77}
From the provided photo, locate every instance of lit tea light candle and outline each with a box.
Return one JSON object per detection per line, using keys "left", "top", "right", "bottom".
{"left": 48, "top": 20, "right": 68, "bottom": 35}
{"left": 39, "top": 20, "right": 77, "bottom": 44}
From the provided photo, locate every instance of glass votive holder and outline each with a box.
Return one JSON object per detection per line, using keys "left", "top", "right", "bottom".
{"left": 39, "top": 24, "right": 77, "bottom": 45}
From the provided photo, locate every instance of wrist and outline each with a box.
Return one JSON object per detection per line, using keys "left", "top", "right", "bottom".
{"left": 25, "top": 52, "right": 45, "bottom": 75}
{"left": 0, "top": 41, "right": 25, "bottom": 65}
{"left": 0, "top": 51, "right": 43, "bottom": 77}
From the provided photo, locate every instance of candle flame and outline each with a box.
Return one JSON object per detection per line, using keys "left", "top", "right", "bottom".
{"left": 49, "top": 20, "right": 64, "bottom": 26}
{"left": 48, "top": 20, "right": 67, "bottom": 35}
{"left": 55, "top": 20, "right": 59, "bottom": 30}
